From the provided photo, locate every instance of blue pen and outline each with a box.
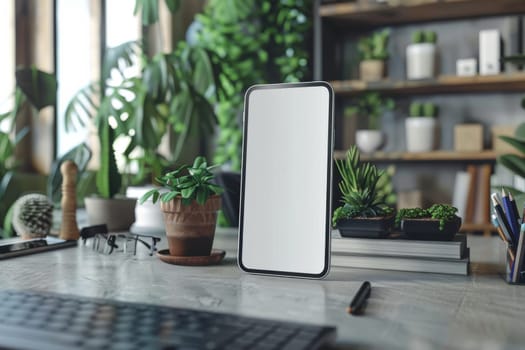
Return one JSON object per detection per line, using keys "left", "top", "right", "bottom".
{"left": 501, "top": 189, "right": 520, "bottom": 242}
{"left": 509, "top": 192, "right": 521, "bottom": 239}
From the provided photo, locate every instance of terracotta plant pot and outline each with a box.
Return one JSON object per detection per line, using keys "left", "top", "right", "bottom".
{"left": 359, "top": 60, "right": 385, "bottom": 81}
{"left": 160, "top": 195, "right": 221, "bottom": 256}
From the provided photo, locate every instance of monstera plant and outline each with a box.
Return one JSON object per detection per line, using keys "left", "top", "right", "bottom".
{"left": 65, "top": 0, "right": 221, "bottom": 230}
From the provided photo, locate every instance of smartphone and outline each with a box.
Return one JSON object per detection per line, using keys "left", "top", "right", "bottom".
{"left": 0, "top": 236, "right": 77, "bottom": 259}
{"left": 239, "top": 81, "right": 334, "bottom": 278}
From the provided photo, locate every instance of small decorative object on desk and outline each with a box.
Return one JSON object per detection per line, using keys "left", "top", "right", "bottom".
{"left": 332, "top": 146, "right": 395, "bottom": 238}
{"left": 140, "top": 156, "right": 225, "bottom": 266}
{"left": 12, "top": 193, "right": 54, "bottom": 239}
{"left": 395, "top": 204, "right": 462, "bottom": 241}
{"left": 59, "top": 160, "right": 80, "bottom": 240}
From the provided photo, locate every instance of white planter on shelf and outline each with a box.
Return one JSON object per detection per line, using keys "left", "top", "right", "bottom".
{"left": 406, "top": 43, "right": 436, "bottom": 80}
{"left": 355, "top": 129, "right": 385, "bottom": 154}
{"left": 405, "top": 117, "right": 436, "bottom": 152}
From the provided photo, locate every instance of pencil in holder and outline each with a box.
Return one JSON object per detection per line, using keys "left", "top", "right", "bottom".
{"left": 505, "top": 245, "right": 525, "bottom": 285}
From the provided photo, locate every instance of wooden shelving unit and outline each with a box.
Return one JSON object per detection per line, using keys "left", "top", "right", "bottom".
{"left": 333, "top": 150, "right": 500, "bottom": 163}
{"left": 316, "top": 0, "right": 524, "bottom": 236}
{"left": 330, "top": 73, "right": 525, "bottom": 96}
{"left": 320, "top": 0, "right": 525, "bottom": 27}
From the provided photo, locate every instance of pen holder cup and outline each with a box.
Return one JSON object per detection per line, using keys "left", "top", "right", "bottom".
{"left": 505, "top": 247, "right": 525, "bottom": 285}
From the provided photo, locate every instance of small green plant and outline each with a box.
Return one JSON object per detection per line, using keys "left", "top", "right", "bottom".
{"left": 139, "top": 156, "right": 224, "bottom": 206}
{"left": 332, "top": 146, "right": 394, "bottom": 226}
{"left": 358, "top": 29, "right": 390, "bottom": 61}
{"left": 412, "top": 30, "right": 437, "bottom": 44}
{"left": 395, "top": 204, "right": 458, "bottom": 231}
{"left": 345, "top": 93, "right": 395, "bottom": 130}
{"left": 409, "top": 102, "right": 438, "bottom": 117}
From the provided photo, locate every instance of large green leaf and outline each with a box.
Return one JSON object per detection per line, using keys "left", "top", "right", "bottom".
{"left": 499, "top": 135, "right": 525, "bottom": 155}
{"left": 15, "top": 67, "right": 57, "bottom": 110}
{"left": 102, "top": 41, "right": 140, "bottom": 82}
{"left": 498, "top": 154, "right": 525, "bottom": 179}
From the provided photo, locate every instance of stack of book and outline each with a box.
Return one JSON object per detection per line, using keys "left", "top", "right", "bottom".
{"left": 331, "top": 232, "right": 470, "bottom": 275}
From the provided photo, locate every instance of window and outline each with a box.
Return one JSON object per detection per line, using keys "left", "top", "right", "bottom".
{"left": 0, "top": 0, "right": 15, "bottom": 132}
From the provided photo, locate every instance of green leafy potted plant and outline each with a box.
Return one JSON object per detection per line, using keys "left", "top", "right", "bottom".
{"left": 406, "top": 101, "right": 438, "bottom": 152}
{"left": 344, "top": 92, "right": 394, "bottom": 153}
{"left": 139, "top": 156, "right": 223, "bottom": 257}
{"left": 395, "top": 204, "right": 461, "bottom": 241}
{"left": 358, "top": 29, "right": 390, "bottom": 81}
{"left": 66, "top": 3, "right": 221, "bottom": 231}
{"left": 406, "top": 30, "right": 438, "bottom": 80}
{"left": 332, "top": 145, "right": 395, "bottom": 238}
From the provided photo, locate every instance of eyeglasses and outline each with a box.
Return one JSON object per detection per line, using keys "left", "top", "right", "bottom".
{"left": 80, "top": 224, "right": 161, "bottom": 256}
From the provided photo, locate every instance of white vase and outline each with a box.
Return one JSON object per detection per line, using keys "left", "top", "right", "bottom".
{"left": 406, "top": 43, "right": 436, "bottom": 80}
{"left": 405, "top": 117, "right": 436, "bottom": 152}
{"left": 355, "top": 129, "right": 385, "bottom": 154}
{"left": 126, "top": 186, "right": 165, "bottom": 231}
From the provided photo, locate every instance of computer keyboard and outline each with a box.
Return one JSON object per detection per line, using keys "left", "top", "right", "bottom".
{"left": 0, "top": 290, "right": 336, "bottom": 350}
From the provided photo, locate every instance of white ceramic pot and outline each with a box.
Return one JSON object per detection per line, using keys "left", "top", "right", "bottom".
{"left": 355, "top": 129, "right": 385, "bottom": 154}
{"left": 406, "top": 43, "right": 436, "bottom": 80}
{"left": 405, "top": 117, "right": 436, "bottom": 152}
{"left": 126, "top": 186, "right": 165, "bottom": 231}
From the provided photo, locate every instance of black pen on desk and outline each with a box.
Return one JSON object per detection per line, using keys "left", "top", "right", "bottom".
{"left": 347, "top": 281, "right": 371, "bottom": 315}
{"left": 492, "top": 193, "right": 515, "bottom": 245}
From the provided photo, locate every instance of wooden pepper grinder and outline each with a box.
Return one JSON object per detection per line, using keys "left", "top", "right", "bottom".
{"left": 59, "top": 160, "right": 80, "bottom": 240}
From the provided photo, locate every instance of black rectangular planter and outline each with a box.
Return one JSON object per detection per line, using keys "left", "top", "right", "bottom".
{"left": 400, "top": 216, "right": 462, "bottom": 241}
{"left": 337, "top": 216, "right": 394, "bottom": 238}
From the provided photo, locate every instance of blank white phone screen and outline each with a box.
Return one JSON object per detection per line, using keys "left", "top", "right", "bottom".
{"left": 239, "top": 82, "right": 333, "bottom": 278}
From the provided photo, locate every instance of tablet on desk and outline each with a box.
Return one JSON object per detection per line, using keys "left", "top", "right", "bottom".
{"left": 0, "top": 236, "right": 77, "bottom": 259}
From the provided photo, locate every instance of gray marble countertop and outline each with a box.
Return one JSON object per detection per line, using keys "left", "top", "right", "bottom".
{"left": 1, "top": 229, "right": 524, "bottom": 350}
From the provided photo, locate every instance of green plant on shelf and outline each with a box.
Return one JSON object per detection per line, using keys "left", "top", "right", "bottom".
{"left": 395, "top": 204, "right": 458, "bottom": 231}
{"left": 344, "top": 92, "right": 395, "bottom": 130}
{"left": 409, "top": 102, "right": 438, "bottom": 117}
{"left": 358, "top": 29, "right": 390, "bottom": 61}
{"left": 412, "top": 30, "right": 437, "bottom": 44}
{"left": 332, "top": 145, "right": 394, "bottom": 226}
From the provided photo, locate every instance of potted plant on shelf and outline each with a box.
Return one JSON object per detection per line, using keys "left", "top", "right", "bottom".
{"left": 406, "top": 102, "right": 438, "bottom": 152}
{"left": 139, "top": 156, "right": 223, "bottom": 257}
{"left": 358, "top": 29, "right": 390, "bottom": 82}
{"left": 344, "top": 92, "right": 395, "bottom": 153}
{"left": 395, "top": 204, "right": 461, "bottom": 241}
{"left": 406, "top": 30, "right": 438, "bottom": 80}
{"left": 332, "top": 145, "right": 395, "bottom": 238}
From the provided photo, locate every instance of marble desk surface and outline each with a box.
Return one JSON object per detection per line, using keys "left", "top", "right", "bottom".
{"left": 1, "top": 229, "right": 524, "bottom": 350}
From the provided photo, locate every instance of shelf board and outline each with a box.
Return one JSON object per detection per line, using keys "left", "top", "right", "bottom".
{"left": 333, "top": 150, "right": 500, "bottom": 163}
{"left": 320, "top": 0, "right": 525, "bottom": 27}
{"left": 330, "top": 73, "right": 525, "bottom": 96}
{"left": 460, "top": 223, "right": 496, "bottom": 234}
